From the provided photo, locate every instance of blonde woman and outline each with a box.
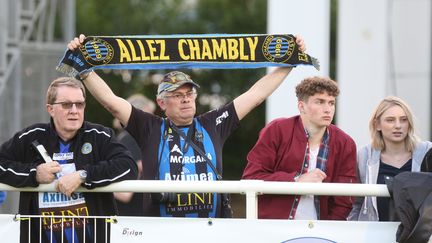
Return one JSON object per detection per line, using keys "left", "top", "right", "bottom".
{"left": 348, "top": 96, "right": 432, "bottom": 221}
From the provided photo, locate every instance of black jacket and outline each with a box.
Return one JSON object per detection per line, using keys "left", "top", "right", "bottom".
{"left": 387, "top": 172, "right": 432, "bottom": 243}
{"left": 0, "top": 120, "right": 137, "bottom": 242}
{"left": 421, "top": 147, "right": 432, "bottom": 172}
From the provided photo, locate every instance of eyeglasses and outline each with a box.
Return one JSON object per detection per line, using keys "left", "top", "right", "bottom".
{"left": 51, "top": 101, "right": 86, "bottom": 110}
{"left": 163, "top": 91, "right": 197, "bottom": 101}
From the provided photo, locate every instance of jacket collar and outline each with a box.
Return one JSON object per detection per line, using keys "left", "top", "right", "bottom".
{"left": 49, "top": 118, "right": 86, "bottom": 143}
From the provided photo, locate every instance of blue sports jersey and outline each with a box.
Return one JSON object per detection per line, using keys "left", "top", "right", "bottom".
{"left": 126, "top": 101, "right": 240, "bottom": 217}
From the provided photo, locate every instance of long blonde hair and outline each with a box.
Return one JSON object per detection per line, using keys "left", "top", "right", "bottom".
{"left": 369, "top": 96, "right": 419, "bottom": 151}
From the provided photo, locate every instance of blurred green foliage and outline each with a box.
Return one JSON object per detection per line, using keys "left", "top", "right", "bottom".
{"left": 76, "top": 0, "right": 267, "bottom": 179}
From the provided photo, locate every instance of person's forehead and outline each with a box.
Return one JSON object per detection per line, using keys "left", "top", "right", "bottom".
{"left": 381, "top": 105, "right": 406, "bottom": 117}
{"left": 308, "top": 92, "right": 335, "bottom": 100}
{"left": 55, "top": 86, "right": 84, "bottom": 100}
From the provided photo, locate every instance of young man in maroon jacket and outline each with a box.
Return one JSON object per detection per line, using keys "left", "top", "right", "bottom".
{"left": 242, "top": 76, "right": 357, "bottom": 220}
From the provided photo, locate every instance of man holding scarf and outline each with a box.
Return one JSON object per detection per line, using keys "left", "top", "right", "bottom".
{"left": 67, "top": 34, "right": 305, "bottom": 218}
{"left": 242, "top": 76, "right": 357, "bottom": 220}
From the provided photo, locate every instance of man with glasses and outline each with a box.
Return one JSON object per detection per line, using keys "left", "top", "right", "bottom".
{"left": 67, "top": 34, "right": 305, "bottom": 218}
{"left": 0, "top": 77, "right": 137, "bottom": 243}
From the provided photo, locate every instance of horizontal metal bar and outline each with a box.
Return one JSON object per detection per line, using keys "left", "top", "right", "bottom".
{"left": 0, "top": 180, "right": 390, "bottom": 197}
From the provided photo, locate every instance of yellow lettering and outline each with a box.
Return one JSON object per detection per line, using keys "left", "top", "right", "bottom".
{"left": 194, "top": 193, "right": 206, "bottom": 204}
{"left": 227, "top": 38, "right": 239, "bottom": 60}
{"left": 177, "top": 193, "right": 187, "bottom": 206}
{"left": 67, "top": 209, "right": 78, "bottom": 217}
{"left": 246, "top": 37, "right": 258, "bottom": 60}
{"left": 239, "top": 38, "right": 248, "bottom": 60}
{"left": 92, "top": 43, "right": 102, "bottom": 59}
{"left": 187, "top": 39, "right": 201, "bottom": 60}
{"left": 208, "top": 193, "right": 213, "bottom": 204}
{"left": 80, "top": 206, "right": 89, "bottom": 216}
{"left": 178, "top": 39, "right": 189, "bottom": 60}
{"left": 41, "top": 212, "right": 51, "bottom": 225}
{"left": 187, "top": 193, "right": 192, "bottom": 205}
{"left": 212, "top": 39, "right": 227, "bottom": 59}
{"left": 126, "top": 39, "right": 141, "bottom": 61}
{"left": 136, "top": 40, "right": 149, "bottom": 61}
{"left": 59, "top": 210, "right": 76, "bottom": 222}
{"left": 156, "top": 40, "right": 170, "bottom": 60}
{"left": 287, "top": 40, "right": 295, "bottom": 57}
{"left": 52, "top": 213, "right": 63, "bottom": 224}
{"left": 116, "top": 39, "right": 131, "bottom": 62}
{"left": 145, "top": 40, "right": 158, "bottom": 60}
{"left": 298, "top": 52, "right": 309, "bottom": 62}
{"left": 40, "top": 206, "right": 89, "bottom": 227}
{"left": 201, "top": 39, "right": 212, "bottom": 60}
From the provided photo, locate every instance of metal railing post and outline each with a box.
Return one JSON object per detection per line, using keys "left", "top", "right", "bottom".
{"left": 245, "top": 191, "right": 258, "bottom": 219}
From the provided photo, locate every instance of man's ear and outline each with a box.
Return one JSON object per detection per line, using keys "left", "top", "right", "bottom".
{"left": 298, "top": 101, "right": 305, "bottom": 113}
{"left": 46, "top": 104, "right": 54, "bottom": 116}
{"left": 156, "top": 98, "right": 166, "bottom": 111}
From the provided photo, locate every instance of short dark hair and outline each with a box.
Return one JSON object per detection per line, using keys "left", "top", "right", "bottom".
{"left": 46, "top": 77, "right": 86, "bottom": 104}
{"left": 295, "top": 76, "right": 339, "bottom": 101}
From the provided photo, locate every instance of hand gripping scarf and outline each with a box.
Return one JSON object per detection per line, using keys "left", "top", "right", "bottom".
{"left": 56, "top": 34, "right": 319, "bottom": 78}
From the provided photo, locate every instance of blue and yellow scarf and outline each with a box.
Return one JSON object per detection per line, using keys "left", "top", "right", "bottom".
{"left": 57, "top": 34, "right": 319, "bottom": 78}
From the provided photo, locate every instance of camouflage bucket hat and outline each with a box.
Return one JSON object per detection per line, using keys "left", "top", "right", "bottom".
{"left": 157, "top": 71, "right": 200, "bottom": 95}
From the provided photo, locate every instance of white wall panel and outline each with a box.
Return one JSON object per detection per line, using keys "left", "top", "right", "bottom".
{"left": 267, "top": 0, "right": 330, "bottom": 122}
{"left": 337, "top": 0, "right": 431, "bottom": 146}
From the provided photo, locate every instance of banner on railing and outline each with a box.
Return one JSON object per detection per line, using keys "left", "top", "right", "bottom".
{"left": 0, "top": 215, "right": 20, "bottom": 242}
{"left": 111, "top": 217, "right": 399, "bottom": 243}
{"left": 0, "top": 214, "right": 400, "bottom": 242}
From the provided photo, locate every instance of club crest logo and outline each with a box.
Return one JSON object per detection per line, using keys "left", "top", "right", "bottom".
{"left": 262, "top": 35, "right": 295, "bottom": 63}
{"left": 80, "top": 38, "right": 114, "bottom": 66}
{"left": 81, "top": 142, "right": 92, "bottom": 155}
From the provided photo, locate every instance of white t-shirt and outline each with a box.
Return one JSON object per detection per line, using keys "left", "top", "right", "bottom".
{"left": 295, "top": 147, "right": 319, "bottom": 220}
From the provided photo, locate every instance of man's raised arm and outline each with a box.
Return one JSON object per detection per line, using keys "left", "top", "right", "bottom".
{"left": 67, "top": 34, "right": 132, "bottom": 126}
{"left": 233, "top": 36, "right": 305, "bottom": 120}
{"left": 234, "top": 67, "right": 292, "bottom": 120}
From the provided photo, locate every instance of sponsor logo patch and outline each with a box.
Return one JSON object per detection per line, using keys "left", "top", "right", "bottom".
{"left": 216, "top": 111, "right": 229, "bottom": 125}
{"left": 53, "top": 152, "right": 74, "bottom": 161}
{"left": 81, "top": 142, "right": 92, "bottom": 154}
{"left": 170, "top": 144, "right": 182, "bottom": 155}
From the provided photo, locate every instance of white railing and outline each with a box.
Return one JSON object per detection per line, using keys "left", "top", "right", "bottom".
{"left": 0, "top": 180, "right": 389, "bottom": 219}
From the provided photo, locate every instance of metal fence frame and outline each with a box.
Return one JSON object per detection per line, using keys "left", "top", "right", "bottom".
{"left": 0, "top": 180, "right": 390, "bottom": 219}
